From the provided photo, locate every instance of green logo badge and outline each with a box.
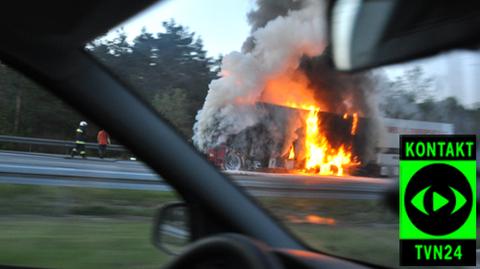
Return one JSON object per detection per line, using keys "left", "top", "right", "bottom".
{"left": 399, "top": 135, "right": 476, "bottom": 266}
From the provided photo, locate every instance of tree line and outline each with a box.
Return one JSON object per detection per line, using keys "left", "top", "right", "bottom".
{"left": 0, "top": 21, "right": 219, "bottom": 146}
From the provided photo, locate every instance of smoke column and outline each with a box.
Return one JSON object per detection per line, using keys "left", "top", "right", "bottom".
{"left": 193, "top": 0, "right": 326, "bottom": 151}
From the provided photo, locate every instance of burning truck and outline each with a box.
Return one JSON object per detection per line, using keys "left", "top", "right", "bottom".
{"left": 206, "top": 103, "right": 454, "bottom": 177}
{"left": 207, "top": 102, "right": 368, "bottom": 176}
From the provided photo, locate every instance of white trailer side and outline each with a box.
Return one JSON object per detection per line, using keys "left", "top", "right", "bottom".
{"left": 377, "top": 118, "right": 454, "bottom": 177}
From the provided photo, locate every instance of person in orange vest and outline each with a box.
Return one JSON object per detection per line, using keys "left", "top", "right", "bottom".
{"left": 70, "top": 121, "right": 88, "bottom": 159}
{"left": 97, "top": 129, "right": 110, "bottom": 159}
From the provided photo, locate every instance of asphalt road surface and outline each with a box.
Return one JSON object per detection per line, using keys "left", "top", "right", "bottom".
{"left": 0, "top": 151, "right": 392, "bottom": 199}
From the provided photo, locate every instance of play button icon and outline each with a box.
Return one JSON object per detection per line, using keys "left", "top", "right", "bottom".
{"left": 432, "top": 192, "right": 449, "bottom": 212}
{"left": 410, "top": 185, "right": 468, "bottom": 215}
{"left": 404, "top": 163, "right": 473, "bottom": 235}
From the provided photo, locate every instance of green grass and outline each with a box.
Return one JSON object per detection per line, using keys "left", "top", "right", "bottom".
{"left": 0, "top": 184, "right": 179, "bottom": 268}
{"left": 0, "top": 217, "right": 169, "bottom": 269}
{"left": 0, "top": 184, "right": 178, "bottom": 217}
{"left": 290, "top": 224, "right": 399, "bottom": 267}
{"left": 257, "top": 196, "right": 397, "bottom": 225}
{"left": 287, "top": 224, "right": 479, "bottom": 269}
{"left": 258, "top": 197, "right": 478, "bottom": 269}
{"left": 256, "top": 197, "right": 402, "bottom": 267}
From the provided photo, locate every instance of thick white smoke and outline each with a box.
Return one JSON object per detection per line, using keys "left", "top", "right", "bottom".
{"left": 193, "top": 0, "right": 326, "bottom": 151}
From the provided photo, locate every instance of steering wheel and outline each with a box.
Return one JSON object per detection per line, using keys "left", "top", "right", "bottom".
{"left": 163, "top": 233, "right": 285, "bottom": 269}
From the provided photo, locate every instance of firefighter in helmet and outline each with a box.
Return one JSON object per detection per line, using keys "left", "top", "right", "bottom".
{"left": 70, "top": 121, "right": 88, "bottom": 159}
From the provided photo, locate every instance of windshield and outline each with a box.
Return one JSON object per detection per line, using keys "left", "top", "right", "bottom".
{"left": 87, "top": 1, "right": 480, "bottom": 268}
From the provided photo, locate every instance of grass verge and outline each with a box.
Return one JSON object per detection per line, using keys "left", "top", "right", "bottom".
{"left": 0, "top": 217, "right": 169, "bottom": 269}
{"left": 0, "top": 184, "right": 178, "bottom": 268}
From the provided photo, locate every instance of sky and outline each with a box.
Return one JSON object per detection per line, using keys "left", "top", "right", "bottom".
{"left": 113, "top": 0, "right": 255, "bottom": 58}
{"left": 107, "top": 0, "right": 480, "bottom": 107}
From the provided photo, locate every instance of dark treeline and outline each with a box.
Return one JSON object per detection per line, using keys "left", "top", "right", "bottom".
{"left": 0, "top": 62, "right": 84, "bottom": 140}
{"left": 89, "top": 21, "right": 220, "bottom": 138}
{"left": 0, "top": 21, "right": 219, "bottom": 145}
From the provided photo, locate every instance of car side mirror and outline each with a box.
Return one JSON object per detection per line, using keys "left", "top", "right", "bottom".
{"left": 152, "top": 202, "right": 191, "bottom": 255}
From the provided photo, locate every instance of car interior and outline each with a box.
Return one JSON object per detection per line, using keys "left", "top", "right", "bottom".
{"left": 0, "top": 1, "right": 478, "bottom": 268}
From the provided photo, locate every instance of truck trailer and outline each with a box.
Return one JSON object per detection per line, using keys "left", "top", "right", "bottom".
{"left": 376, "top": 118, "right": 454, "bottom": 177}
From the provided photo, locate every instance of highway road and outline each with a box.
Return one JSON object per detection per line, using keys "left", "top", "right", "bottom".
{"left": 0, "top": 151, "right": 392, "bottom": 199}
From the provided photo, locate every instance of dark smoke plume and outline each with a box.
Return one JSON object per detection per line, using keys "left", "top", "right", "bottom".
{"left": 300, "top": 54, "right": 378, "bottom": 117}
{"left": 300, "top": 54, "right": 381, "bottom": 162}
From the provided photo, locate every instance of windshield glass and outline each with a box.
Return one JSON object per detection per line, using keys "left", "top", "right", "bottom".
{"left": 88, "top": 1, "right": 480, "bottom": 268}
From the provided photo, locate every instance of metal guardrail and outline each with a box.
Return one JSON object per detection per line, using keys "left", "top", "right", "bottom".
{"left": 0, "top": 135, "right": 127, "bottom": 152}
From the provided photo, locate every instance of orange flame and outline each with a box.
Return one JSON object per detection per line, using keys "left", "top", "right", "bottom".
{"left": 260, "top": 72, "right": 360, "bottom": 176}
{"left": 288, "top": 145, "right": 295, "bottom": 159}
{"left": 351, "top": 113, "right": 358, "bottom": 135}
{"left": 304, "top": 108, "right": 358, "bottom": 176}
{"left": 286, "top": 214, "right": 336, "bottom": 225}
{"left": 260, "top": 72, "right": 320, "bottom": 109}
{"left": 305, "top": 214, "right": 336, "bottom": 225}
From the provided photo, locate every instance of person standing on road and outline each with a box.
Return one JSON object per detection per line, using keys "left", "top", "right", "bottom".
{"left": 97, "top": 129, "right": 110, "bottom": 159}
{"left": 70, "top": 121, "right": 88, "bottom": 159}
